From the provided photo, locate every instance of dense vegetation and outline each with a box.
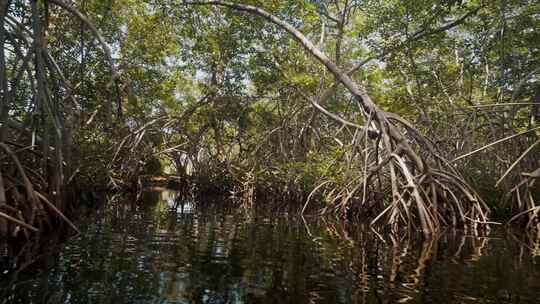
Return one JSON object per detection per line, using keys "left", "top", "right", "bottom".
{"left": 0, "top": 0, "right": 538, "bottom": 237}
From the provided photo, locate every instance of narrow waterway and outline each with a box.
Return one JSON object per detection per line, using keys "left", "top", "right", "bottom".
{"left": 2, "top": 189, "right": 540, "bottom": 303}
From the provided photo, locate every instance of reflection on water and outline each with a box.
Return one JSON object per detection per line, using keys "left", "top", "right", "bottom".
{"left": 2, "top": 189, "right": 540, "bottom": 303}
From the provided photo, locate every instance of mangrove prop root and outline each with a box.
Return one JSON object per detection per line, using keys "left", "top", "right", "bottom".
{"left": 0, "top": 143, "right": 78, "bottom": 237}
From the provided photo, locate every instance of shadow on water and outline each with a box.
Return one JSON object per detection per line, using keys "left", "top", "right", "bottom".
{"left": 2, "top": 189, "right": 540, "bottom": 303}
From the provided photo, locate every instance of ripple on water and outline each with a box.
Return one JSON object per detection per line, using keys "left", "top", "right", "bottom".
{"left": 2, "top": 190, "right": 540, "bottom": 303}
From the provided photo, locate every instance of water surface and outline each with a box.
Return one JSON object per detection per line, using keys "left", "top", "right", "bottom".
{"left": 2, "top": 190, "right": 540, "bottom": 303}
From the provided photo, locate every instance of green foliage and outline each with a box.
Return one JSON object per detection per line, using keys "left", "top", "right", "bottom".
{"left": 3, "top": 0, "right": 538, "bottom": 216}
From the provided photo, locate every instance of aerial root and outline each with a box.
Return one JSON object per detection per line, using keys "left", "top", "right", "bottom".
{"left": 507, "top": 167, "right": 540, "bottom": 232}
{"left": 316, "top": 118, "right": 490, "bottom": 236}
{"left": 0, "top": 142, "right": 78, "bottom": 237}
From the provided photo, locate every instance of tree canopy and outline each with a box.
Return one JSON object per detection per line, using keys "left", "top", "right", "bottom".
{"left": 0, "top": 0, "right": 539, "bottom": 237}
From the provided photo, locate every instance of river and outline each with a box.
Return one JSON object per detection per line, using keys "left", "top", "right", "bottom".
{"left": 1, "top": 189, "right": 540, "bottom": 303}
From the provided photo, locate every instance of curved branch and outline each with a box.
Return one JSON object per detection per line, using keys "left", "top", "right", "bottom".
{"left": 183, "top": 1, "right": 382, "bottom": 118}
{"left": 183, "top": 0, "right": 428, "bottom": 172}
{"left": 47, "top": 0, "right": 118, "bottom": 78}
{"left": 48, "top": 0, "right": 122, "bottom": 117}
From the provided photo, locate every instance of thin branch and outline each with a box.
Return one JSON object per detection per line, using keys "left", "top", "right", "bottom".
{"left": 452, "top": 126, "right": 540, "bottom": 162}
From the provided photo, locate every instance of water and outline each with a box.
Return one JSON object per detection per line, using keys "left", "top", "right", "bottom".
{"left": 2, "top": 189, "right": 540, "bottom": 303}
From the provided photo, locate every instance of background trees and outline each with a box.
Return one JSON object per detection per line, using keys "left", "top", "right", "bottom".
{"left": 0, "top": 0, "right": 538, "bottom": 236}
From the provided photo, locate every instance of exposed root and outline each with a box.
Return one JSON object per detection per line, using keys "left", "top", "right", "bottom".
{"left": 506, "top": 167, "right": 540, "bottom": 232}
{"left": 0, "top": 143, "right": 77, "bottom": 238}
{"left": 314, "top": 115, "right": 490, "bottom": 235}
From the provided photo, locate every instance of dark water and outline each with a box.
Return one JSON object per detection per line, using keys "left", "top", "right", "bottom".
{"left": 2, "top": 190, "right": 540, "bottom": 304}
